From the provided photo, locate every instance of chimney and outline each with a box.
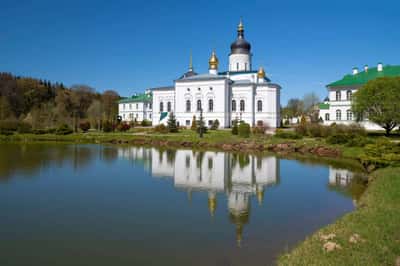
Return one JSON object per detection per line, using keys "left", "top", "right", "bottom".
{"left": 377, "top": 62, "right": 383, "bottom": 72}
{"left": 352, "top": 67, "right": 359, "bottom": 75}
{"left": 364, "top": 65, "right": 368, "bottom": 72}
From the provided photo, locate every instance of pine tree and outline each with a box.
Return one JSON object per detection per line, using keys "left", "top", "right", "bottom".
{"left": 191, "top": 115, "right": 197, "bottom": 131}
{"left": 232, "top": 119, "right": 239, "bottom": 135}
{"left": 196, "top": 110, "right": 207, "bottom": 137}
{"left": 167, "top": 112, "right": 178, "bottom": 133}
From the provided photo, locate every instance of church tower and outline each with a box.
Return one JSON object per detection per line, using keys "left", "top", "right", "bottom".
{"left": 229, "top": 18, "right": 252, "bottom": 72}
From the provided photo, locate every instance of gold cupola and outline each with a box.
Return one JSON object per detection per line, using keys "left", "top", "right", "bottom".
{"left": 257, "top": 67, "right": 266, "bottom": 79}
{"left": 238, "top": 17, "right": 244, "bottom": 33}
{"left": 209, "top": 50, "right": 219, "bottom": 70}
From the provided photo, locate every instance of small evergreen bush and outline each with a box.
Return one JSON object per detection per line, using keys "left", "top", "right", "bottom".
{"left": 275, "top": 129, "right": 303, "bottom": 139}
{"left": 238, "top": 122, "right": 251, "bottom": 138}
{"left": 231, "top": 119, "right": 239, "bottom": 135}
{"left": 103, "top": 121, "right": 113, "bottom": 132}
{"left": 167, "top": 112, "right": 179, "bottom": 133}
{"left": 210, "top": 119, "right": 220, "bottom": 130}
{"left": 141, "top": 119, "right": 152, "bottom": 127}
{"left": 153, "top": 124, "right": 169, "bottom": 133}
{"left": 55, "top": 124, "right": 73, "bottom": 135}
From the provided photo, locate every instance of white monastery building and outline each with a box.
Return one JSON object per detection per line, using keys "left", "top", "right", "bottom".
{"left": 119, "top": 20, "right": 281, "bottom": 128}
{"left": 319, "top": 63, "right": 400, "bottom": 130}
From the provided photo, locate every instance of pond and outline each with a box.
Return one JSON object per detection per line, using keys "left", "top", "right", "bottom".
{"left": 0, "top": 143, "right": 366, "bottom": 265}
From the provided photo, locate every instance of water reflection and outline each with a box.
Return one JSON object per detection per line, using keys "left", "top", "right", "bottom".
{"left": 117, "top": 147, "right": 365, "bottom": 246}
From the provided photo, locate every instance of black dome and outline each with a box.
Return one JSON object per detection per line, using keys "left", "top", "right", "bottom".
{"left": 230, "top": 38, "right": 251, "bottom": 54}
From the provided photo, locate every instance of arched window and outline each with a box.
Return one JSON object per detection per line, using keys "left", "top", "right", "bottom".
{"left": 347, "top": 110, "right": 353, "bottom": 120}
{"left": 232, "top": 100, "right": 236, "bottom": 111}
{"left": 336, "top": 109, "right": 341, "bottom": 121}
{"left": 208, "top": 99, "right": 213, "bottom": 112}
{"left": 159, "top": 102, "right": 164, "bottom": 112}
{"left": 336, "top": 91, "right": 341, "bottom": 101}
{"left": 236, "top": 62, "right": 239, "bottom": 70}
{"left": 186, "top": 100, "right": 191, "bottom": 112}
{"left": 347, "top": 90, "right": 352, "bottom": 100}
{"left": 257, "top": 100, "right": 262, "bottom": 112}
{"left": 325, "top": 113, "right": 330, "bottom": 121}
{"left": 167, "top": 101, "right": 171, "bottom": 112}
{"left": 197, "top": 100, "right": 202, "bottom": 111}
{"left": 240, "top": 100, "right": 245, "bottom": 111}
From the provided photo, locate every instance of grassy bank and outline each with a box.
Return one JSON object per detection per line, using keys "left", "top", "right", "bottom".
{"left": 279, "top": 167, "right": 400, "bottom": 266}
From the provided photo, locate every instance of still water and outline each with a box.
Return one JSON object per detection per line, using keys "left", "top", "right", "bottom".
{"left": 0, "top": 143, "right": 365, "bottom": 266}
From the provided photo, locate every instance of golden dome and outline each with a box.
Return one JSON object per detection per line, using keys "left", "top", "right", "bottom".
{"left": 209, "top": 50, "right": 219, "bottom": 70}
{"left": 257, "top": 67, "right": 266, "bottom": 78}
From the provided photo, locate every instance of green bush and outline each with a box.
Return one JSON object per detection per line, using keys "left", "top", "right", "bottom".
{"left": 360, "top": 138, "right": 400, "bottom": 168}
{"left": 141, "top": 119, "right": 152, "bottom": 127}
{"left": 326, "top": 133, "right": 348, "bottom": 144}
{"left": 33, "top": 129, "right": 48, "bottom": 135}
{"left": 231, "top": 119, "right": 239, "bottom": 135}
{"left": 0, "top": 129, "right": 13, "bottom": 136}
{"left": 55, "top": 124, "right": 73, "bottom": 135}
{"left": 153, "top": 124, "right": 169, "bottom": 133}
{"left": 210, "top": 119, "right": 220, "bottom": 130}
{"left": 103, "top": 121, "right": 113, "bottom": 132}
{"left": 238, "top": 122, "right": 251, "bottom": 138}
{"left": 345, "top": 136, "right": 372, "bottom": 147}
{"left": 275, "top": 129, "right": 303, "bottom": 139}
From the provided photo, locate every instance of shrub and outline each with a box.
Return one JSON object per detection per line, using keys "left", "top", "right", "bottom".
{"left": 17, "top": 122, "right": 32, "bottom": 133}
{"left": 345, "top": 136, "right": 372, "bottom": 147}
{"left": 238, "top": 122, "right": 251, "bottom": 138}
{"left": 141, "top": 119, "right": 152, "bottom": 127}
{"left": 55, "top": 124, "right": 73, "bottom": 135}
{"left": 295, "top": 124, "right": 308, "bottom": 136}
{"left": 0, "top": 129, "right": 13, "bottom": 135}
{"left": 116, "top": 122, "right": 131, "bottom": 132}
{"left": 33, "top": 129, "right": 48, "bottom": 135}
{"left": 210, "top": 119, "right": 220, "bottom": 130}
{"left": 103, "top": 121, "right": 113, "bottom": 132}
{"left": 190, "top": 116, "right": 197, "bottom": 131}
{"left": 326, "top": 133, "right": 348, "bottom": 144}
{"left": 360, "top": 138, "right": 400, "bottom": 168}
{"left": 275, "top": 129, "right": 303, "bottom": 139}
{"left": 231, "top": 119, "right": 239, "bottom": 135}
{"left": 153, "top": 124, "right": 169, "bottom": 133}
{"left": 79, "top": 121, "right": 91, "bottom": 132}
{"left": 167, "top": 112, "right": 179, "bottom": 133}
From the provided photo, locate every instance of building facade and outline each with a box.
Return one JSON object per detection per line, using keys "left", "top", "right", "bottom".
{"left": 119, "top": 20, "right": 281, "bottom": 129}
{"left": 319, "top": 63, "right": 400, "bottom": 130}
{"left": 118, "top": 91, "right": 153, "bottom": 122}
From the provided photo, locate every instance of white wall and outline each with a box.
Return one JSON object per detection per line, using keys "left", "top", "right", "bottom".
{"left": 175, "top": 79, "right": 230, "bottom": 128}
{"left": 229, "top": 54, "right": 252, "bottom": 72}
{"left": 152, "top": 90, "right": 175, "bottom": 125}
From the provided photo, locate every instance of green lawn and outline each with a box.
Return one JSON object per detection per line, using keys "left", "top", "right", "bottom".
{"left": 278, "top": 167, "right": 400, "bottom": 266}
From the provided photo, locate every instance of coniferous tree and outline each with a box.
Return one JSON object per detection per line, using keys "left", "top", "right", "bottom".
{"left": 191, "top": 115, "right": 197, "bottom": 131}
{"left": 167, "top": 112, "right": 178, "bottom": 133}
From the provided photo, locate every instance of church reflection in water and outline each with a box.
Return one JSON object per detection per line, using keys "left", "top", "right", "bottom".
{"left": 117, "top": 147, "right": 357, "bottom": 246}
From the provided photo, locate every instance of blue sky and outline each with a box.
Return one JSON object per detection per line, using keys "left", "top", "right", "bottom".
{"left": 1, "top": 0, "right": 399, "bottom": 104}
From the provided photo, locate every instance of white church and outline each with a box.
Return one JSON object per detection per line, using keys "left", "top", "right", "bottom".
{"left": 119, "top": 20, "right": 281, "bottom": 128}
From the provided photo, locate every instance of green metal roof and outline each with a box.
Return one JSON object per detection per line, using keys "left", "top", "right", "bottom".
{"left": 327, "top": 65, "right": 400, "bottom": 87}
{"left": 319, "top": 103, "right": 330, "bottom": 110}
{"left": 119, "top": 93, "right": 152, "bottom": 103}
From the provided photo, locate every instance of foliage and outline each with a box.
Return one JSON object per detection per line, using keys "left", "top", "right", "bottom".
{"left": 55, "top": 124, "right": 73, "bottom": 135}
{"left": 167, "top": 112, "right": 179, "bottom": 133}
{"left": 275, "top": 129, "right": 303, "bottom": 139}
{"left": 352, "top": 77, "right": 400, "bottom": 135}
{"left": 196, "top": 114, "right": 207, "bottom": 136}
{"left": 102, "top": 121, "right": 114, "bottom": 133}
{"left": 79, "top": 121, "right": 91, "bottom": 132}
{"left": 238, "top": 122, "right": 251, "bottom": 138}
{"left": 0, "top": 72, "right": 120, "bottom": 132}
{"left": 359, "top": 138, "right": 400, "bottom": 168}
{"left": 116, "top": 122, "right": 130, "bottom": 132}
{"left": 252, "top": 121, "right": 269, "bottom": 135}
{"left": 153, "top": 124, "right": 169, "bottom": 134}
{"left": 190, "top": 115, "right": 197, "bottom": 131}
{"left": 210, "top": 119, "right": 220, "bottom": 130}
{"left": 231, "top": 119, "right": 239, "bottom": 135}
{"left": 17, "top": 122, "right": 32, "bottom": 133}
{"left": 141, "top": 119, "right": 152, "bottom": 127}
